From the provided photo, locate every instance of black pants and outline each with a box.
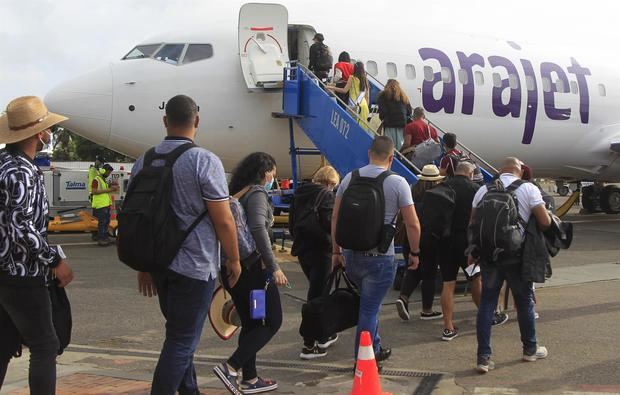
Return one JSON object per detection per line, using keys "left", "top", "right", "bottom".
{"left": 298, "top": 249, "right": 332, "bottom": 346}
{"left": 0, "top": 285, "right": 59, "bottom": 395}
{"left": 400, "top": 239, "right": 438, "bottom": 310}
{"left": 223, "top": 262, "right": 282, "bottom": 379}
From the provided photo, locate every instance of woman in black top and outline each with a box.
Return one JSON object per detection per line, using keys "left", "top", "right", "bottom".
{"left": 289, "top": 166, "right": 340, "bottom": 359}
{"left": 214, "top": 152, "right": 287, "bottom": 395}
{"left": 376, "top": 79, "right": 412, "bottom": 150}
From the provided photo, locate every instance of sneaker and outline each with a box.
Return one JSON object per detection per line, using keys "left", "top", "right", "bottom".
{"left": 395, "top": 297, "right": 410, "bottom": 321}
{"left": 523, "top": 346, "right": 548, "bottom": 362}
{"left": 213, "top": 363, "right": 242, "bottom": 395}
{"left": 97, "top": 238, "right": 110, "bottom": 247}
{"left": 476, "top": 356, "right": 496, "bottom": 374}
{"left": 492, "top": 312, "right": 509, "bottom": 326}
{"left": 441, "top": 327, "right": 459, "bottom": 341}
{"left": 375, "top": 346, "right": 392, "bottom": 362}
{"left": 420, "top": 311, "right": 443, "bottom": 320}
{"left": 317, "top": 334, "right": 339, "bottom": 349}
{"left": 240, "top": 377, "right": 278, "bottom": 394}
{"left": 299, "top": 345, "right": 327, "bottom": 360}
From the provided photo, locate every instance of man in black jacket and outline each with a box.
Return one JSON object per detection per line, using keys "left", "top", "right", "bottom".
{"left": 0, "top": 96, "right": 74, "bottom": 394}
{"left": 308, "top": 33, "right": 331, "bottom": 80}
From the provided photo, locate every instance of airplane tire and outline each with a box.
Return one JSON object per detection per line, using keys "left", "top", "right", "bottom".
{"left": 581, "top": 186, "right": 599, "bottom": 213}
{"left": 600, "top": 186, "right": 620, "bottom": 214}
{"left": 557, "top": 185, "right": 569, "bottom": 196}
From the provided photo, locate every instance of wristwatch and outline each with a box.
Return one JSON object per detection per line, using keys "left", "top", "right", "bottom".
{"left": 409, "top": 250, "right": 420, "bottom": 257}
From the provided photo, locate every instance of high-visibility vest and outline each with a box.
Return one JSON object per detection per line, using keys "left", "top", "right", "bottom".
{"left": 91, "top": 175, "right": 112, "bottom": 209}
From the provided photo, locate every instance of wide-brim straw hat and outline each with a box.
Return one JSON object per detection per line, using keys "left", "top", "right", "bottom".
{"left": 209, "top": 286, "right": 241, "bottom": 341}
{"left": 0, "top": 96, "right": 68, "bottom": 144}
{"left": 418, "top": 164, "right": 445, "bottom": 181}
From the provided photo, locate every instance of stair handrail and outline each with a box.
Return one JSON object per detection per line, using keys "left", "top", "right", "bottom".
{"left": 366, "top": 72, "right": 499, "bottom": 175}
{"left": 290, "top": 62, "right": 422, "bottom": 174}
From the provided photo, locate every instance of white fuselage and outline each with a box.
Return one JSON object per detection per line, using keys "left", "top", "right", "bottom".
{"left": 45, "top": 2, "right": 620, "bottom": 182}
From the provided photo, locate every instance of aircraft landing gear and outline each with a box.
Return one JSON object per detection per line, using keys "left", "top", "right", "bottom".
{"left": 555, "top": 180, "right": 571, "bottom": 196}
{"left": 581, "top": 184, "right": 620, "bottom": 214}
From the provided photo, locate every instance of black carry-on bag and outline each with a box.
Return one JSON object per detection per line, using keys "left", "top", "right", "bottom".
{"left": 299, "top": 268, "right": 360, "bottom": 341}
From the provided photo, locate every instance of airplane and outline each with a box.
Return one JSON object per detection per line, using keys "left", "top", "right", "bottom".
{"left": 44, "top": 2, "right": 620, "bottom": 214}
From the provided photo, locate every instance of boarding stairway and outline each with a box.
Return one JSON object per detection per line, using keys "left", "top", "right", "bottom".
{"left": 274, "top": 63, "right": 420, "bottom": 186}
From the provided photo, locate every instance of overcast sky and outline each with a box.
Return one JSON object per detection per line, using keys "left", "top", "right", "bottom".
{"left": 1, "top": 0, "right": 618, "bottom": 109}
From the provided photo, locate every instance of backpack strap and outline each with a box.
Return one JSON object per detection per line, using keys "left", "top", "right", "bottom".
{"left": 351, "top": 169, "right": 360, "bottom": 181}
{"left": 143, "top": 143, "right": 196, "bottom": 167}
{"left": 506, "top": 179, "right": 527, "bottom": 228}
{"left": 506, "top": 179, "right": 526, "bottom": 193}
{"left": 375, "top": 170, "right": 395, "bottom": 184}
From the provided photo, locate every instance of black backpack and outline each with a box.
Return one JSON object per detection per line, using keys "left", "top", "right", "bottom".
{"left": 335, "top": 170, "right": 392, "bottom": 251}
{"left": 420, "top": 183, "right": 456, "bottom": 240}
{"left": 470, "top": 179, "right": 526, "bottom": 263}
{"left": 117, "top": 143, "right": 208, "bottom": 272}
{"left": 292, "top": 187, "right": 331, "bottom": 238}
{"left": 316, "top": 44, "right": 333, "bottom": 70}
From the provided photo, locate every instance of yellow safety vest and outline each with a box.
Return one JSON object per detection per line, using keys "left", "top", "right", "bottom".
{"left": 91, "top": 175, "right": 112, "bottom": 209}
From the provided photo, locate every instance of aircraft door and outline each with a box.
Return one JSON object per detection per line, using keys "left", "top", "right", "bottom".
{"left": 239, "top": 3, "right": 289, "bottom": 89}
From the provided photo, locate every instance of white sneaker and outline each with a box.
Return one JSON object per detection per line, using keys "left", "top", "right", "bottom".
{"left": 523, "top": 346, "right": 548, "bottom": 362}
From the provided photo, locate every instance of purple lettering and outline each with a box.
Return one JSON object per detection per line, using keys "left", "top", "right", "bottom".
{"left": 520, "top": 59, "right": 538, "bottom": 144}
{"left": 540, "top": 62, "right": 571, "bottom": 120}
{"left": 488, "top": 56, "right": 521, "bottom": 118}
{"left": 567, "top": 57, "right": 591, "bottom": 124}
{"left": 419, "top": 48, "right": 455, "bottom": 114}
{"left": 457, "top": 51, "right": 485, "bottom": 115}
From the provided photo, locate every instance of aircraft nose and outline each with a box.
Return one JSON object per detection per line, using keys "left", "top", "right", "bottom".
{"left": 45, "top": 65, "right": 113, "bottom": 146}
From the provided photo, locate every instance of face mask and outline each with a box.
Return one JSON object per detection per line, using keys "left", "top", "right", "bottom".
{"left": 38, "top": 130, "right": 52, "bottom": 152}
{"left": 264, "top": 178, "right": 273, "bottom": 191}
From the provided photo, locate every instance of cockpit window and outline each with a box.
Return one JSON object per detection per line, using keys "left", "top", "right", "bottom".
{"left": 123, "top": 44, "right": 161, "bottom": 60}
{"left": 183, "top": 44, "right": 214, "bottom": 64}
{"left": 154, "top": 44, "right": 186, "bottom": 65}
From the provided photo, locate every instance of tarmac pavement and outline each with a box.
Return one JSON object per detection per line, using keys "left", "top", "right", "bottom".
{"left": 1, "top": 204, "right": 619, "bottom": 394}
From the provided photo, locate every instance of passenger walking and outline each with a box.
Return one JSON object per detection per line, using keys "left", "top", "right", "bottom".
{"left": 0, "top": 96, "right": 74, "bottom": 394}
{"left": 439, "top": 133, "right": 465, "bottom": 177}
{"left": 469, "top": 157, "right": 551, "bottom": 373}
{"left": 289, "top": 166, "right": 340, "bottom": 359}
{"left": 308, "top": 33, "right": 332, "bottom": 81}
{"left": 376, "top": 79, "right": 412, "bottom": 150}
{"left": 214, "top": 152, "right": 287, "bottom": 394}
{"left": 402, "top": 107, "right": 439, "bottom": 151}
{"left": 438, "top": 161, "right": 483, "bottom": 341}
{"left": 395, "top": 165, "right": 443, "bottom": 322}
{"left": 332, "top": 136, "right": 421, "bottom": 365}
{"left": 91, "top": 163, "right": 118, "bottom": 246}
{"left": 328, "top": 62, "right": 370, "bottom": 127}
{"left": 131, "top": 95, "right": 242, "bottom": 395}
{"left": 333, "top": 52, "right": 354, "bottom": 107}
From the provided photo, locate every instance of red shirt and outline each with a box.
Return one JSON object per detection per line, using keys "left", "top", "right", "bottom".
{"left": 440, "top": 148, "right": 463, "bottom": 177}
{"left": 334, "top": 62, "right": 354, "bottom": 82}
{"left": 404, "top": 119, "right": 438, "bottom": 146}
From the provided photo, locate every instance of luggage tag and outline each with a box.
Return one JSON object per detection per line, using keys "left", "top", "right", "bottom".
{"left": 250, "top": 277, "right": 270, "bottom": 324}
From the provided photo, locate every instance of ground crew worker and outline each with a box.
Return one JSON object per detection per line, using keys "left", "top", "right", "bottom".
{"left": 91, "top": 163, "right": 117, "bottom": 246}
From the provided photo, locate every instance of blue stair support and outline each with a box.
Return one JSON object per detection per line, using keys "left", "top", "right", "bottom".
{"left": 281, "top": 65, "right": 418, "bottom": 185}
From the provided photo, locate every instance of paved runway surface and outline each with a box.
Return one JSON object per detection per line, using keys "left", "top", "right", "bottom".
{"left": 2, "top": 203, "right": 619, "bottom": 394}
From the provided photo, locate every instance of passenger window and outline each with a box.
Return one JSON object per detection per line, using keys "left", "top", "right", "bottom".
{"left": 570, "top": 81, "right": 579, "bottom": 94}
{"left": 542, "top": 77, "right": 551, "bottom": 93}
{"left": 474, "top": 71, "right": 484, "bottom": 85}
{"left": 123, "top": 44, "right": 161, "bottom": 60}
{"left": 458, "top": 69, "right": 468, "bottom": 85}
{"left": 183, "top": 44, "right": 214, "bottom": 64}
{"left": 508, "top": 74, "right": 519, "bottom": 89}
{"left": 492, "top": 73, "right": 502, "bottom": 88}
{"left": 441, "top": 67, "right": 452, "bottom": 83}
{"left": 526, "top": 75, "right": 535, "bottom": 91}
{"left": 405, "top": 64, "right": 416, "bottom": 80}
{"left": 387, "top": 62, "right": 397, "bottom": 78}
{"left": 154, "top": 44, "right": 186, "bottom": 65}
{"left": 423, "top": 66, "right": 434, "bottom": 82}
{"left": 367, "top": 61, "right": 378, "bottom": 77}
{"left": 599, "top": 83, "right": 607, "bottom": 97}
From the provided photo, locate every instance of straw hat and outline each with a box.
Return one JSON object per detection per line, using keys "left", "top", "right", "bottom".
{"left": 209, "top": 286, "right": 241, "bottom": 340}
{"left": 418, "top": 164, "right": 445, "bottom": 181}
{"left": 0, "top": 96, "right": 67, "bottom": 144}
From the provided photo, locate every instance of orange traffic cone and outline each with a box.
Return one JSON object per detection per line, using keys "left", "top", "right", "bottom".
{"left": 350, "top": 331, "right": 391, "bottom": 395}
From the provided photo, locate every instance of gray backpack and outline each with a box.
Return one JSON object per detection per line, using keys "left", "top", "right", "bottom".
{"left": 470, "top": 179, "right": 526, "bottom": 263}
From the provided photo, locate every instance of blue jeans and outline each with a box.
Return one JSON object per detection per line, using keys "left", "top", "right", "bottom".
{"left": 93, "top": 206, "right": 110, "bottom": 240}
{"left": 151, "top": 270, "right": 216, "bottom": 395}
{"left": 344, "top": 252, "right": 396, "bottom": 357}
{"left": 477, "top": 262, "right": 537, "bottom": 359}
